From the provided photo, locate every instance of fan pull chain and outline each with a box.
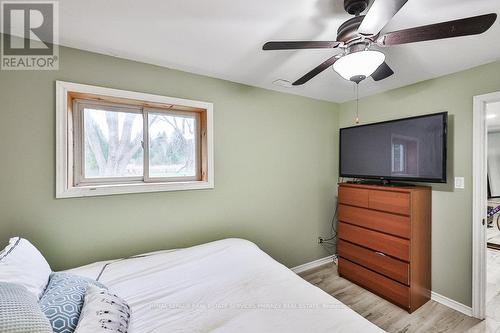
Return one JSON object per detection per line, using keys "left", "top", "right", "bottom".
{"left": 355, "top": 83, "right": 360, "bottom": 124}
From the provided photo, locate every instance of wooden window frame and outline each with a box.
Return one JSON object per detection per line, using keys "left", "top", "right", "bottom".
{"left": 56, "top": 81, "right": 214, "bottom": 198}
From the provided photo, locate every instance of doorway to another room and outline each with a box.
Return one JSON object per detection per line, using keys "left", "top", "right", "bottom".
{"left": 486, "top": 102, "right": 500, "bottom": 321}
{"left": 472, "top": 92, "right": 500, "bottom": 326}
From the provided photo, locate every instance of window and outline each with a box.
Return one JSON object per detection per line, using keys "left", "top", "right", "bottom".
{"left": 56, "top": 81, "right": 213, "bottom": 198}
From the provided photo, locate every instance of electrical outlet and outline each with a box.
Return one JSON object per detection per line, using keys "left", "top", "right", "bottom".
{"left": 332, "top": 254, "right": 338, "bottom": 265}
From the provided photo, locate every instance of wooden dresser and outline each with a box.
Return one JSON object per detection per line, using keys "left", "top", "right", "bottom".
{"left": 337, "top": 183, "right": 431, "bottom": 313}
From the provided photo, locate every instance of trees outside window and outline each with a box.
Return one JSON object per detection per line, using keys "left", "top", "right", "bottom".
{"left": 75, "top": 101, "right": 200, "bottom": 185}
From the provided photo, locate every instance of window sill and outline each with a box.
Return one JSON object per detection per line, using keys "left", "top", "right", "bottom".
{"left": 56, "top": 180, "right": 214, "bottom": 198}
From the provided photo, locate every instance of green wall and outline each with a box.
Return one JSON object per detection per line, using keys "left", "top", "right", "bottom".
{"left": 0, "top": 46, "right": 338, "bottom": 271}
{"left": 2, "top": 40, "right": 500, "bottom": 308}
{"left": 338, "top": 60, "right": 500, "bottom": 307}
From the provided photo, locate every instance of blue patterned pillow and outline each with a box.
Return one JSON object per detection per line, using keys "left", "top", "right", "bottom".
{"left": 40, "top": 273, "right": 106, "bottom": 333}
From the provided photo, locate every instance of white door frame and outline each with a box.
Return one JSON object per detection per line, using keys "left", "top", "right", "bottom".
{"left": 472, "top": 91, "right": 500, "bottom": 319}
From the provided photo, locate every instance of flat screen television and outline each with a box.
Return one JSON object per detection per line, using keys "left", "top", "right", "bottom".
{"left": 339, "top": 112, "right": 447, "bottom": 183}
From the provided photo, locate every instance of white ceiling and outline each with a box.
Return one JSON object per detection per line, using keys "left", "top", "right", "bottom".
{"left": 53, "top": 0, "right": 500, "bottom": 102}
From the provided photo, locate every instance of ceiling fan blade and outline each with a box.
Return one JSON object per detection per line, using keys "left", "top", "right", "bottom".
{"left": 292, "top": 55, "right": 339, "bottom": 86}
{"left": 378, "top": 13, "right": 497, "bottom": 46}
{"left": 358, "top": 0, "right": 409, "bottom": 36}
{"left": 263, "top": 41, "right": 340, "bottom": 50}
{"left": 371, "top": 62, "right": 394, "bottom": 81}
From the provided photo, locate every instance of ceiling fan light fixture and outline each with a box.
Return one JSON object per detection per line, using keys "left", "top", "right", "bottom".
{"left": 333, "top": 50, "right": 385, "bottom": 81}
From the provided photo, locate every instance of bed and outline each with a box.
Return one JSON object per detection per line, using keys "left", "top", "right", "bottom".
{"left": 66, "top": 238, "right": 384, "bottom": 332}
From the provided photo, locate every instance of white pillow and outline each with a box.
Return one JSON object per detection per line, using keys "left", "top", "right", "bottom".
{"left": 0, "top": 237, "right": 52, "bottom": 299}
{"left": 75, "top": 285, "right": 130, "bottom": 333}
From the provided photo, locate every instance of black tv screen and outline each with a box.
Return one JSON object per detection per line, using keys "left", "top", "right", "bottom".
{"left": 340, "top": 112, "right": 447, "bottom": 183}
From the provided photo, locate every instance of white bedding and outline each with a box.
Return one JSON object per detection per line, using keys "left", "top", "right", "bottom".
{"left": 66, "top": 238, "right": 384, "bottom": 333}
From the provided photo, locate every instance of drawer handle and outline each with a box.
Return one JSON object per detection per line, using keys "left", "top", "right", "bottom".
{"left": 375, "top": 251, "right": 386, "bottom": 257}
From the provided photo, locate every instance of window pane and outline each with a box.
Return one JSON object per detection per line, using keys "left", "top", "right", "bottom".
{"left": 83, "top": 108, "right": 143, "bottom": 178}
{"left": 148, "top": 113, "right": 197, "bottom": 178}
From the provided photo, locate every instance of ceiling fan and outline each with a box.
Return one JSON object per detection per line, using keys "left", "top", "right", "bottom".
{"left": 262, "top": 0, "right": 497, "bottom": 85}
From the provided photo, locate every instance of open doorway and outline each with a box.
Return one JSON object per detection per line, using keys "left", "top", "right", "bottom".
{"left": 486, "top": 102, "right": 500, "bottom": 326}
{"left": 472, "top": 92, "right": 500, "bottom": 323}
{"left": 487, "top": 102, "right": 500, "bottom": 250}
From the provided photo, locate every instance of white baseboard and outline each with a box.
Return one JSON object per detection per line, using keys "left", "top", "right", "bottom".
{"left": 431, "top": 291, "right": 473, "bottom": 317}
{"left": 291, "top": 255, "right": 335, "bottom": 274}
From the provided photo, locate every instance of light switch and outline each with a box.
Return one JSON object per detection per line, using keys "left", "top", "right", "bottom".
{"left": 455, "top": 177, "right": 465, "bottom": 189}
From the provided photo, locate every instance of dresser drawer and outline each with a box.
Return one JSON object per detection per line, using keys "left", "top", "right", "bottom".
{"left": 339, "top": 186, "right": 369, "bottom": 208}
{"left": 339, "top": 258, "right": 410, "bottom": 309}
{"left": 369, "top": 190, "right": 410, "bottom": 215}
{"left": 337, "top": 240, "right": 409, "bottom": 285}
{"left": 338, "top": 222, "right": 410, "bottom": 262}
{"left": 338, "top": 204, "right": 410, "bottom": 239}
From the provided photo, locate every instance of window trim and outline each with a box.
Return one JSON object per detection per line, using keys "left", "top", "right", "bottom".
{"left": 56, "top": 81, "right": 214, "bottom": 198}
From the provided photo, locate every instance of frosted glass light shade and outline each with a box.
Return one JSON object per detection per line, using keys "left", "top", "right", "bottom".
{"left": 333, "top": 50, "right": 385, "bottom": 81}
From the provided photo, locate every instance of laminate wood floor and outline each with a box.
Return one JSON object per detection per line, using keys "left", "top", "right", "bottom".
{"left": 299, "top": 263, "right": 491, "bottom": 333}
